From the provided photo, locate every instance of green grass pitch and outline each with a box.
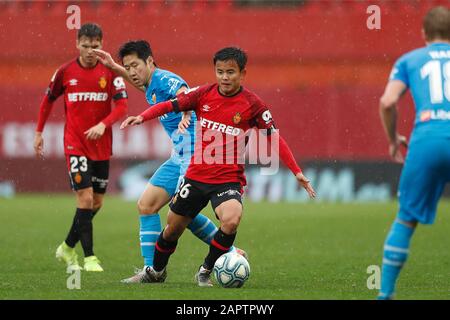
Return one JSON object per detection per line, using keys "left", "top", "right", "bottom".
{"left": 1, "top": 194, "right": 449, "bottom": 300}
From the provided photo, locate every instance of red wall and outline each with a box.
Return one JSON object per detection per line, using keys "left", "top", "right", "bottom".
{"left": 0, "top": 0, "right": 443, "bottom": 161}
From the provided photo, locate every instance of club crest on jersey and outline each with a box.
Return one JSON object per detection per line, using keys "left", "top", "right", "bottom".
{"left": 99, "top": 77, "right": 107, "bottom": 89}
{"left": 233, "top": 112, "right": 242, "bottom": 125}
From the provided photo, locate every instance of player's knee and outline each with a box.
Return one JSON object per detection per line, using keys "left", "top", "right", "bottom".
{"left": 220, "top": 213, "right": 241, "bottom": 234}
{"left": 76, "top": 189, "right": 94, "bottom": 209}
{"left": 137, "top": 198, "right": 162, "bottom": 215}
{"left": 93, "top": 204, "right": 102, "bottom": 213}
{"left": 163, "top": 225, "right": 182, "bottom": 242}
{"left": 93, "top": 199, "right": 103, "bottom": 212}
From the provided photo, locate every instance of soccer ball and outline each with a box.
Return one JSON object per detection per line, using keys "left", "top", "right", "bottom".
{"left": 213, "top": 252, "right": 250, "bottom": 288}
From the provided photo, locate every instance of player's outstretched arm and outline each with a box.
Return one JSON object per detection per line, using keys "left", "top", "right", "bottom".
{"left": 295, "top": 172, "right": 316, "bottom": 199}
{"left": 120, "top": 116, "right": 144, "bottom": 129}
{"left": 121, "top": 98, "right": 189, "bottom": 130}
{"left": 379, "top": 80, "right": 408, "bottom": 163}
{"left": 93, "top": 49, "right": 145, "bottom": 92}
{"left": 268, "top": 131, "right": 316, "bottom": 199}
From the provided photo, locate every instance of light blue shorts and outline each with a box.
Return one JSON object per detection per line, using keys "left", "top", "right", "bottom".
{"left": 149, "top": 157, "right": 188, "bottom": 197}
{"left": 397, "top": 137, "right": 450, "bottom": 224}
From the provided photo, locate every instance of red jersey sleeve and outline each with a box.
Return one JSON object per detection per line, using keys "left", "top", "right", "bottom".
{"left": 36, "top": 67, "right": 65, "bottom": 132}
{"left": 249, "top": 93, "right": 301, "bottom": 176}
{"left": 101, "top": 73, "right": 128, "bottom": 127}
{"left": 110, "top": 74, "right": 128, "bottom": 101}
{"left": 275, "top": 133, "right": 302, "bottom": 176}
{"left": 139, "top": 84, "right": 210, "bottom": 122}
{"left": 173, "top": 85, "right": 205, "bottom": 113}
{"left": 250, "top": 96, "right": 276, "bottom": 133}
{"left": 46, "top": 68, "right": 65, "bottom": 102}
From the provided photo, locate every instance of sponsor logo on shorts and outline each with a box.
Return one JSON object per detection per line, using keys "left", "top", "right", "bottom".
{"left": 92, "top": 177, "right": 108, "bottom": 189}
{"left": 217, "top": 189, "right": 240, "bottom": 197}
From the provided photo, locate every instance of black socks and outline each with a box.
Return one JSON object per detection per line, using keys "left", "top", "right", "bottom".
{"left": 203, "top": 228, "right": 236, "bottom": 270}
{"left": 65, "top": 208, "right": 94, "bottom": 257}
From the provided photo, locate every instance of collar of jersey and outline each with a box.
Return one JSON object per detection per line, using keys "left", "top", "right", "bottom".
{"left": 76, "top": 57, "right": 99, "bottom": 70}
{"left": 428, "top": 42, "right": 450, "bottom": 47}
{"left": 217, "top": 85, "right": 243, "bottom": 98}
{"left": 145, "top": 68, "right": 160, "bottom": 90}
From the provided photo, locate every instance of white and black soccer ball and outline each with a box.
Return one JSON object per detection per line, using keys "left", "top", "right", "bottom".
{"left": 213, "top": 252, "right": 250, "bottom": 288}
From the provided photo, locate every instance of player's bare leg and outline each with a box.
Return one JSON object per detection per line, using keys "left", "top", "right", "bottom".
{"left": 214, "top": 199, "right": 242, "bottom": 235}
{"left": 195, "top": 199, "right": 243, "bottom": 287}
{"left": 92, "top": 193, "right": 104, "bottom": 217}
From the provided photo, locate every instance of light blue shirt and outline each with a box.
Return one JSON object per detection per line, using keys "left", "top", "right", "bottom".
{"left": 145, "top": 68, "right": 196, "bottom": 162}
{"left": 390, "top": 42, "right": 450, "bottom": 141}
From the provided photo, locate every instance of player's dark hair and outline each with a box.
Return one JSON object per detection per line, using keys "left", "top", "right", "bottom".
{"left": 213, "top": 47, "right": 248, "bottom": 71}
{"left": 423, "top": 6, "right": 450, "bottom": 41}
{"left": 118, "top": 40, "right": 154, "bottom": 64}
{"left": 77, "top": 23, "right": 103, "bottom": 40}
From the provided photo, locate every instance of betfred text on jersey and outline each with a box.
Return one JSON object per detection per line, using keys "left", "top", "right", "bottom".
{"left": 199, "top": 117, "right": 241, "bottom": 136}
{"left": 68, "top": 92, "right": 108, "bottom": 102}
{"left": 170, "top": 125, "right": 280, "bottom": 175}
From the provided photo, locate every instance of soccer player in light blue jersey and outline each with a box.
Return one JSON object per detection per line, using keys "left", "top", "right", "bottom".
{"left": 94, "top": 41, "right": 245, "bottom": 283}
{"left": 378, "top": 6, "right": 450, "bottom": 299}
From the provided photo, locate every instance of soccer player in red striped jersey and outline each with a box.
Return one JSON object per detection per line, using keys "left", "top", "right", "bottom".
{"left": 33, "top": 23, "right": 128, "bottom": 272}
{"left": 121, "top": 47, "right": 315, "bottom": 285}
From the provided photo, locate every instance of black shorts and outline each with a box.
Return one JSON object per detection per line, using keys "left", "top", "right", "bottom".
{"left": 66, "top": 155, "right": 110, "bottom": 194}
{"left": 169, "top": 177, "right": 243, "bottom": 219}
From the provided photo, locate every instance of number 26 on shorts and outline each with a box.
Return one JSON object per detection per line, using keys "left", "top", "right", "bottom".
{"left": 179, "top": 183, "right": 192, "bottom": 199}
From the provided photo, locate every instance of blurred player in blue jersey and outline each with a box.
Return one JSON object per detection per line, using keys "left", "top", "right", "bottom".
{"left": 378, "top": 6, "right": 450, "bottom": 299}
{"left": 94, "top": 41, "right": 245, "bottom": 283}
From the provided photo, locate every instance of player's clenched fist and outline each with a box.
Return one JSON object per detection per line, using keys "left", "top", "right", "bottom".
{"left": 34, "top": 132, "right": 44, "bottom": 158}
{"left": 295, "top": 172, "right": 316, "bottom": 199}
{"left": 120, "top": 115, "right": 144, "bottom": 129}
